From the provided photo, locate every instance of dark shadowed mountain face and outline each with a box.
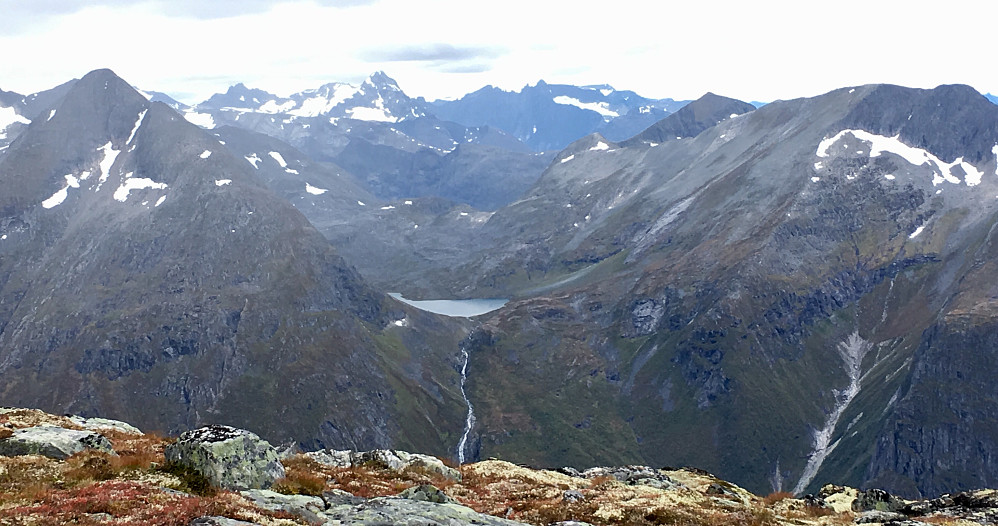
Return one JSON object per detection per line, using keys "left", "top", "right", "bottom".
{"left": 622, "top": 92, "right": 757, "bottom": 147}
{"left": 429, "top": 81, "right": 688, "bottom": 151}
{"left": 0, "top": 69, "right": 471, "bottom": 458}
{"left": 333, "top": 140, "right": 554, "bottom": 211}
{"left": 438, "top": 84, "right": 998, "bottom": 499}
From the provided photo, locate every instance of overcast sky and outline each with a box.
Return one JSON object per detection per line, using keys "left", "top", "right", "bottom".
{"left": 1, "top": 0, "right": 995, "bottom": 104}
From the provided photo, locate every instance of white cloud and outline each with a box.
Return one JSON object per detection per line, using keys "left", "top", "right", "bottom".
{"left": 0, "top": 0, "right": 995, "bottom": 104}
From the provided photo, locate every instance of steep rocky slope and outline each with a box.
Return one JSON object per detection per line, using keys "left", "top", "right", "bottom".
{"left": 450, "top": 84, "right": 998, "bottom": 499}
{"left": 208, "top": 124, "right": 501, "bottom": 297}
{"left": 0, "top": 69, "right": 471, "bottom": 458}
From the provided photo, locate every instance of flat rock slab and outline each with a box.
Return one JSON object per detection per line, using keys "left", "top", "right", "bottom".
{"left": 323, "top": 496, "right": 528, "bottom": 526}
{"left": 165, "top": 425, "right": 285, "bottom": 490}
{"left": 0, "top": 425, "right": 113, "bottom": 459}
{"left": 69, "top": 415, "right": 142, "bottom": 435}
{"left": 190, "top": 517, "right": 262, "bottom": 526}
{"left": 240, "top": 489, "right": 326, "bottom": 524}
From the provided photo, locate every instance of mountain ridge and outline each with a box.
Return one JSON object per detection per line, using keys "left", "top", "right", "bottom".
{"left": 0, "top": 68, "right": 471, "bottom": 459}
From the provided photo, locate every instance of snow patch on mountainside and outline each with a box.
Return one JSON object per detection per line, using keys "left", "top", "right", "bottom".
{"left": 0, "top": 106, "right": 30, "bottom": 139}
{"left": 589, "top": 141, "right": 610, "bottom": 151}
{"left": 245, "top": 153, "right": 262, "bottom": 169}
{"left": 259, "top": 99, "right": 297, "bottom": 114}
{"left": 113, "top": 176, "right": 168, "bottom": 202}
{"left": 290, "top": 84, "right": 360, "bottom": 117}
{"left": 0, "top": 106, "right": 30, "bottom": 129}
{"left": 553, "top": 96, "right": 619, "bottom": 119}
{"left": 96, "top": 142, "right": 121, "bottom": 185}
{"left": 184, "top": 111, "right": 215, "bottom": 129}
{"left": 347, "top": 93, "right": 397, "bottom": 122}
{"left": 817, "top": 130, "right": 983, "bottom": 187}
{"left": 126, "top": 110, "right": 147, "bottom": 145}
{"left": 305, "top": 183, "right": 328, "bottom": 195}
{"left": 41, "top": 174, "right": 81, "bottom": 209}
{"left": 268, "top": 151, "right": 289, "bottom": 168}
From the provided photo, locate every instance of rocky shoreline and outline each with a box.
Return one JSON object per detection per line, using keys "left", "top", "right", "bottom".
{"left": 1, "top": 407, "right": 995, "bottom": 525}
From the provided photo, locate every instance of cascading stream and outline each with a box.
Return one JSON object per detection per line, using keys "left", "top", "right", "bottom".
{"left": 792, "top": 331, "right": 870, "bottom": 495}
{"left": 456, "top": 344, "right": 476, "bottom": 464}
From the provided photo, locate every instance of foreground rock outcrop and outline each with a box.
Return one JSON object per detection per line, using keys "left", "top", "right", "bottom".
{"left": 165, "top": 426, "right": 286, "bottom": 490}
{"left": 3, "top": 407, "right": 998, "bottom": 525}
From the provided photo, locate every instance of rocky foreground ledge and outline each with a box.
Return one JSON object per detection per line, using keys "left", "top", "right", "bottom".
{"left": 1, "top": 408, "right": 996, "bottom": 526}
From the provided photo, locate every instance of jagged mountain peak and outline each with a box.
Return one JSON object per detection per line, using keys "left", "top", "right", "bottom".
{"left": 365, "top": 70, "right": 400, "bottom": 89}
{"left": 192, "top": 71, "right": 426, "bottom": 123}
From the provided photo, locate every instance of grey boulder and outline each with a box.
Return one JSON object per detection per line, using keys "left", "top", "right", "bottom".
{"left": 397, "top": 484, "right": 456, "bottom": 504}
{"left": 852, "top": 488, "right": 907, "bottom": 513}
{"left": 164, "top": 425, "right": 285, "bottom": 490}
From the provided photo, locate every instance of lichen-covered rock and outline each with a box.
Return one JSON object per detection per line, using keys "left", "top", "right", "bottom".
{"left": 305, "top": 449, "right": 353, "bottom": 468}
{"left": 818, "top": 484, "right": 860, "bottom": 513}
{"left": 164, "top": 425, "right": 285, "bottom": 490}
{"left": 852, "top": 488, "right": 907, "bottom": 513}
{"left": 576, "top": 465, "right": 679, "bottom": 490}
{"left": 307, "top": 448, "right": 461, "bottom": 481}
{"left": 398, "top": 484, "right": 455, "bottom": 504}
{"left": 0, "top": 425, "right": 113, "bottom": 459}
{"left": 322, "top": 488, "right": 367, "bottom": 507}
{"left": 563, "top": 489, "right": 585, "bottom": 503}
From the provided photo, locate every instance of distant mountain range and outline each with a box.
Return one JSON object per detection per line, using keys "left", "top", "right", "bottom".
{"left": 428, "top": 80, "right": 688, "bottom": 151}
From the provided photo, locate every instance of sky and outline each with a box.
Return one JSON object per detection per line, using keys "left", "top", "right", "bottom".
{"left": 1, "top": 0, "right": 996, "bottom": 105}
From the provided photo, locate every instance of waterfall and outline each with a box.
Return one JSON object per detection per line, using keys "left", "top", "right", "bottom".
{"left": 456, "top": 345, "right": 476, "bottom": 464}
